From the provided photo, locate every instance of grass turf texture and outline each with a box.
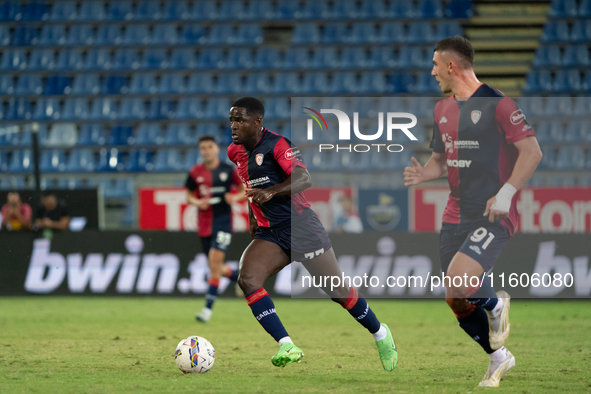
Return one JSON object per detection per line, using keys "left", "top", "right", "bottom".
{"left": 1, "top": 298, "right": 590, "bottom": 393}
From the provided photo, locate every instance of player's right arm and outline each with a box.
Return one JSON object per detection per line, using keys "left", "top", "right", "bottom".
{"left": 184, "top": 172, "right": 210, "bottom": 210}
{"left": 403, "top": 152, "right": 447, "bottom": 187}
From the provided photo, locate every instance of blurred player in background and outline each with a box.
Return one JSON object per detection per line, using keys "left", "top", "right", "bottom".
{"left": 185, "top": 135, "right": 245, "bottom": 323}
{"left": 1, "top": 192, "right": 32, "bottom": 231}
{"left": 404, "top": 37, "right": 542, "bottom": 387}
{"left": 227, "top": 97, "right": 397, "bottom": 371}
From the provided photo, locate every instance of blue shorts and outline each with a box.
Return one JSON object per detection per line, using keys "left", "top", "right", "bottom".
{"left": 254, "top": 209, "right": 333, "bottom": 262}
{"left": 200, "top": 226, "right": 233, "bottom": 256}
{"left": 439, "top": 220, "right": 511, "bottom": 274}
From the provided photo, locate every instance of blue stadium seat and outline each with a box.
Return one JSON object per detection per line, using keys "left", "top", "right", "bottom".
{"left": 135, "top": 0, "right": 161, "bottom": 19}
{"left": 43, "top": 76, "right": 72, "bottom": 95}
{"left": 197, "top": 49, "right": 225, "bottom": 68}
{"left": 204, "top": 98, "right": 230, "bottom": 119}
{"left": 4, "top": 99, "right": 32, "bottom": 120}
{"left": 562, "top": 45, "right": 589, "bottom": 66}
{"left": 63, "top": 98, "right": 90, "bottom": 119}
{"left": 266, "top": 98, "right": 290, "bottom": 118}
{"left": 571, "top": 20, "right": 591, "bottom": 41}
{"left": 573, "top": 96, "right": 591, "bottom": 114}
{"left": 236, "top": 24, "right": 263, "bottom": 44}
{"left": 283, "top": 48, "right": 310, "bottom": 68}
{"left": 302, "top": 0, "right": 330, "bottom": 18}
{"left": 549, "top": 0, "right": 577, "bottom": 16}
{"left": 28, "top": 49, "right": 55, "bottom": 70}
{"left": 388, "top": 0, "right": 415, "bottom": 17}
{"left": 407, "top": 98, "right": 435, "bottom": 118}
{"left": 553, "top": 70, "right": 581, "bottom": 91}
{"left": 580, "top": 0, "right": 591, "bottom": 16}
{"left": 0, "top": 25, "right": 10, "bottom": 46}
{"left": 66, "top": 149, "right": 95, "bottom": 172}
{"left": 97, "top": 149, "right": 124, "bottom": 172}
{"left": 113, "top": 49, "right": 140, "bottom": 70}
{"left": 533, "top": 45, "right": 562, "bottom": 66}
{"left": 11, "top": 26, "right": 39, "bottom": 45}
{"left": 341, "top": 47, "right": 368, "bottom": 68}
{"left": 147, "top": 99, "right": 175, "bottom": 121}
{"left": 209, "top": 24, "right": 235, "bottom": 44}
{"left": 183, "top": 149, "right": 200, "bottom": 169}
{"left": 407, "top": 22, "right": 435, "bottom": 43}
{"left": 19, "top": 124, "right": 48, "bottom": 145}
{"left": 359, "top": 0, "right": 386, "bottom": 18}
{"left": 350, "top": 22, "right": 377, "bottom": 43}
{"left": 0, "top": 49, "right": 27, "bottom": 70}
{"left": 67, "top": 24, "right": 94, "bottom": 45}
{"left": 153, "top": 148, "right": 183, "bottom": 171}
{"left": 124, "top": 24, "right": 150, "bottom": 44}
{"left": 311, "top": 47, "right": 339, "bottom": 68}
{"left": 387, "top": 73, "right": 415, "bottom": 93}
{"left": 22, "top": 2, "right": 50, "bottom": 21}
{"left": 56, "top": 49, "right": 83, "bottom": 70}
{"left": 180, "top": 24, "right": 206, "bottom": 44}
{"left": 416, "top": 72, "right": 440, "bottom": 92}
{"left": 0, "top": 155, "right": 11, "bottom": 174}
{"left": 153, "top": 23, "right": 178, "bottom": 44}
{"left": 330, "top": 72, "right": 358, "bottom": 93}
{"left": 8, "top": 150, "right": 33, "bottom": 172}
{"left": 72, "top": 74, "right": 100, "bottom": 94}
{"left": 378, "top": 22, "right": 405, "bottom": 43}
{"left": 542, "top": 96, "right": 573, "bottom": 116}
{"left": 165, "top": 124, "right": 195, "bottom": 145}
{"left": 120, "top": 99, "right": 146, "bottom": 119}
{"left": 398, "top": 47, "right": 428, "bottom": 67}
{"left": 126, "top": 149, "right": 153, "bottom": 172}
{"left": 39, "top": 25, "right": 66, "bottom": 45}
{"left": 130, "top": 73, "right": 157, "bottom": 94}
{"left": 359, "top": 71, "right": 387, "bottom": 93}
{"left": 226, "top": 48, "right": 254, "bottom": 69}
{"left": 245, "top": 72, "right": 271, "bottom": 93}
{"left": 47, "top": 124, "right": 76, "bottom": 147}
{"left": 276, "top": 0, "right": 301, "bottom": 19}
{"left": 292, "top": 23, "right": 320, "bottom": 44}
{"left": 418, "top": 0, "right": 443, "bottom": 18}
{"left": 159, "top": 73, "right": 185, "bottom": 93}
{"left": 254, "top": 48, "right": 281, "bottom": 69}
{"left": 107, "top": 1, "right": 133, "bottom": 20}
{"left": 57, "top": 179, "right": 84, "bottom": 189}
{"left": 556, "top": 146, "right": 586, "bottom": 169}
{"left": 215, "top": 74, "right": 243, "bottom": 93}
{"left": 90, "top": 98, "right": 118, "bottom": 119}
{"left": 0, "top": 2, "right": 22, "bottom": 21}
{"left": 547, "top": 174, "right": 576, "bottom": 187}
{"left": 136, "top": 124, "right": 164, "bottom": 145}
{"left": 40, "top": 150, "right": 67, "bottom": 172}
{"left": 33, "top": 98, "right": 61, "bottom": 120}
{"left": 196, "top": 122, "right": 220, "bottom": 138}
{"left": 446, "top": 0, "right": 474, "bottom": 18}
{"left": 219, "top": 0, "right": 247, "bottom": 20}
{"left": 102, "top": 75, "right": 129, "bottom": 94}
{"left": 331, "top": 0, "right": 358, "bottom": 18}
{"left": 0, "top": 125, "right": 19, "bottom": 146}
{"left": 565, "top": 121, "right": 591, "bottom": 142}
{"left": 187, "top": 73, "right": 214, "bottom": 93}
{"left": 96, "top": 24, "right": 123, "bottom": 45}
{"left": 78, "top": 124, "right": 107, "bottom": 145}
{"left": 109, "top": 125, "right": 135, "bottom": 145}
{"left": 322, "top": 23, "right": 348, "bottom": 44}
{"left": 436, "top": 22, "right": 463, "bottom": 40}
{"left": 273, "top": 72, "right": 301, "bottom": 93}
{"left": 542, "top": 21, "right": 569, "bottom": 41}
{"left": 191, "top": 0, "right": 218, "bottom": 19}
{"left": 16, "top": 74, "right": 43, "bottom": 94}
{"left": 0, "top": 75, "right": 15, "bottom": 94}
{"left": 535, "top": 121, "right": 564, "bottom": 142}
{"left": 301, "top": 72, "right": 329, "bottom": 93}
{"left": 524, "top": 70, "right": 553, "bottom": 92}
{"left": 170, "top": 48, "right": 196, "bottom": 69}
{"left": 176, "top": 98, "right": 203, "bottom": 118}
{"left": 161, "top": 1, "right": 188, "bottom": 19}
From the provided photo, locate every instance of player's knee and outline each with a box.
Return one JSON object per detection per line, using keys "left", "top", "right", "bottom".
{"left": 237, "top": 273, "right": 260, "bottom": 295}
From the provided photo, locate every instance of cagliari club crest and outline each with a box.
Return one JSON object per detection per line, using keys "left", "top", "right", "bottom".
{"left": 256, "top": 153, "right": 264, "bottom": 166}
{"left": 219, "top": 172, "right": 228, "bottom": 182}
{"left": 471, "top": 110, "right": 481, "bottom": 124}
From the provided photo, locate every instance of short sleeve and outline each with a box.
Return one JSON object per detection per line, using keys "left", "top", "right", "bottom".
{"left": 496, "top": 97, "right": 536, "bottom": 145}
{"left": 431, "top": 122, "right": 445, "bottom": 153}
{"left": 231, "top": 167, "right": 241, "bottom": 187}
{"left": 273, "top": 137, "right": 306, "bottom": 176}
{"left": 185, "top": 174, "right": 197, "bottom": 191}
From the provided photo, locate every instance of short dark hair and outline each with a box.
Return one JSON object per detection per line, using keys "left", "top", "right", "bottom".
{"left": 198, "top": 135, "right": 217, "bottom": 145}
{"left": 231, "top": 96, "right": 265, "bottom": 118}
{"left": 434, "top": 37, "right": 474, "bottom": 69}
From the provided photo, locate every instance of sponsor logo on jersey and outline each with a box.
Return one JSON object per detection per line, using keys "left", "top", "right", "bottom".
{"left": 454, "top": 140, "right": 480, "bottom": 149}
{"left": 284, "top": 147, "right": 300, "bottom": 160}
{"left": 439, "top": 116, "right": 447, "bottom": 124}
{"left": 442, "top": 133, "right": 454, "bottom": 153}
{"left": 219, "top": 172, "right": 228, "bottom": 182}
{"left": 471, "top": 110, "right": 481, "bottom": 124}
{"left": 447, "top": 159, "right": 472, "bottom": 168}
{"left": 247, "top": 176, "right": 270, "bottom": 187}
{"left": 469, "top": 245, "right": 482, "bottom": 255}
{"left": 255, "top": 153, "right": 264, "bottom": 166}
{"left": 510, "top": 109, "right": 525, "bottom": 125}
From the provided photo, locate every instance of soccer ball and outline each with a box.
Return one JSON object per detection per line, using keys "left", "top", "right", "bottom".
{"left": 174, "top": 336, "right": 215, "bottom": 374}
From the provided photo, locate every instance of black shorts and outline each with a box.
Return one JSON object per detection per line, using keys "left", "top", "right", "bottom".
{"left": 200, "top": 228, "right": 233, "bottom": 256}
{"left": 254, "top": 209, "right": 333, "bottom": 262}
{"left": 439, "top": 220, "right": 511, "bottom": 274}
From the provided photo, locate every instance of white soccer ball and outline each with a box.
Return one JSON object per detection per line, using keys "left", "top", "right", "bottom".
{"left": 174, "top": 336, "right": 215, "bottom": 374}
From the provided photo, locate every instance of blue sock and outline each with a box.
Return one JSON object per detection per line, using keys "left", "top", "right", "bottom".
{"left": 456, "top": 305, "right": 494, "bottom": 354}
{"left": 225, "top": 267, "right": 239, "bottom": 282}
{"left": 205, "top": 278, "right": 219, "bottom": 310}
{"left": 245, "top": 288, "right": 289, "bottom": 342}
{"left": 467, "top": 275, "right": 498, "bottom": 311}
{"left": 343, "top": 287, "right": 381, "bottom": 334}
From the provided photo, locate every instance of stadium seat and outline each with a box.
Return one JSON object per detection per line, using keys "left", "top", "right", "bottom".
{"left": 153, "top": 23, "right": 178, "bottom": 45}
{"left": 580, "top": 0, "right": 591, "bottom": 16}
{"left": 67, "top": 24, "right": 94, "bottom": 45}
{"left": 266, "top": 98, "right": 290, "bottom": 118}
{"left": 97, "top": 149, "right": 124, "bottom": 172}
{"left": 90, "top": 98, "right": 118, "bottom": 119}
{"left": 571, "top": 20, "right": 591, "bottom": 41}
{"left": 407, "top": 98, "right": 434, "bottom": 118}
{"left": 387, "top": 73, "right": 415, "bottom": 93}
{"left": 389, "top": 0, "right": 415, "bottom": 17}
{"left": 102, "top": 75, "right": 129, "bottom": 94}
{"left": 66, "top": 149, "right": 95, "bottom": 172}
{"left": 5, "top": 99, "right": 32, "bottom": 120}
{"left": 0, "top": 2, "right": 22, "bottom": 21}
{"left": 191, "top": 0, "right": 218, "bottom": 20}
{"left": 446, "top": 0, "right": 473, "bottom": 18}
{"left": 416, "top": 72, "right": 441, "bottom": 92}
{"left": 39, "top": 25, "right": 66, "bottom": 45}
{"left": 153, "top": 148, "right": 183, "bottom": 171}
{"left": 547, "top": 174, "right": 576, "bottom": 187}
{"left": 149, "top": 99, "right": 173, "bottom": 120}
{"left": 283, "top": 48, "right": 310, "bottom": 68}
{"left": 96, "top": 25, "right": 123, "bottom": 45}
{"left": 135, "top": 0, "right": 161, "bottom": 19}
{"left": 196, "top": 122, "right": 221, "bottom": 138}
{"left": 78, "top": 124, "right": 107, "bottom": 145}
{"left": 378, "top": 22, "right": 405, "bottom": 43}
{"left": 197, "top": 48, "right": 225, "bottom": 69}
{"left": 301, "top": 72, "right": 329, "bottom": 93}
{"left": 188, "top": 73, "right": 215, "bottom": 93}
{"left": 542, "top": 21, "right": 570, "bottom": 41}
{"left": 11, "top": 26, "right": 39, "bottom": 45}
{"left": 29, "top": 49, "right": 55, "bottom": 70}
{"left": 556, "top": 146, "right": 586, "bottom": 169}
{"left": 330, "top": 0, "right": 358, "bottom": 18}
{"left": 180, "top": 24, "right": 206, "bottom": 44}
{"left": 565, "top": 121, "right": 591, "bottom": 142}
{"left": 107, "top": 1, "right": 133, "bottom": 20}
{"left": 341, "top": 47, "right": 369, "bottom": 68}
{"left": 276, "top": 0, "right": 301, "bottom": 19}
{"left": 170, "top": 48, "right": 196, "bottom": 69}
{"left": 226, "top": 48, "right": 254, "bottom": 69}
{"left": 8, "top": 150, "right": 33, "bottom": 172}
{"left": 311, "top": 47, "right": 339, "bottom": 68}
{"left": 113, "top": 49, "right": 140, "bottom": 70}
{"left": 43, "top": 76, "right": 72, "bottom": 95}
{"left": 254, "top": 48, "right": 281, "bottom": 69}
{"left": 0, "top": 75, "right": 15, "bottom": 94}
{"left": 583, "top": 71, "right": 591, "bottom": 91}
{"left": 0, "top": 49, "right": 27, "bottom": 70}
{"left": 244, "top": 0, "right": 274, "bottom": 19}
{"left": 109, "top": 125, "right": 135, "bottom": 145}
{"left": 330, "top": 72, "right": 358, "bottom": 93}
{"left": 273, "top": 72, "right": 301, "bottom": 93}
{"left": 302, "top": 0, "right": 330, "bottom": 19}
{"left": 358, "top": 0, "right": 386, "bottom": 18}
{"left": 350, "top": 22, "right": 378, "bottom": 43}
{"left": 183, "top": 149, "right": 200, "bottom": 169}
{"left": 124, "top": 24, "right": 150, "bottom": 44}
{"left": 542, "top": 96, "right": 573, "bottom": 117}
{"left": 407, "top": 22, "right": 435, "bottom": 43}
{"left": 63, "top": 98, "right": 90, "bottom": 119}
{"left": 209, "top": 24, "right": 235, "bottom": 44}
{"left": 418, "top": 0, "right": 443, "bottom": 18}
{"left": 19, "top": 123, "right": 48, "bottom": 146}
{"left": 159, "top": 73, "right": 185, "bottom": 93}
{"left": 524, "top": 70, "right": 553, "bottom": 92}
{"left": 204, "top": 98, "right": 230, "bottom": 119}
{"left": 549, "top": 0, "right": 577, "bottom": 16}
{"left": 0, "top": 125, "right": 19, "bottom": 146}
{"left": 537, "top": 146, "right": 556, "bottom": 169}
{"left": 553, "top": 70, "right": 581, "bottom": 91}
{"left": 40, "top": 149, "right": 67, "bottom": 172}
{"left": 359, "top": 71, "right": 387, "bottom": 93}
{"left": 219, "top": 0, "right": 247, "bottom": 20}
{"left": 533, "top": 45, "right": 562, "bottom": 66}
{"left": 236, "top": 24, "right": 263, "bottom": 44}
{"left": 72, "top": 74, "right": 100, "bottom": 94}
{"left": 398, "top": 47, "right": 428, "bottom": 67}
{"left": 245, "top": 72, "right": 272, "bottom": 93}
{"left": 33, "top": 98, "right": 61, "bottom": 120}
{"left": 16, "top": 74, "right": 43, "bottom": 95}
{"left": 322, "top": 23, "right": 348, "bottom": 44}
{"left": 215, "top": 74, "right": 243, "bottom": 93}
{"left": 176, "top": 98, "right": 203, "bottom": 119}
{"left": 56, "top": 49, "right": 84, "bottom": 70}
{"left": 22, "top": 2, "right": 49, "bottom": 21}
{"left": 79, "top": 1, "right": 105, "bottom": 20}
{"left": 126, "top": 149, "right": 153, "bottom": 172}
{"left": 162, "top": 0, "right": 188, "bottom": 19}
{"left": 130, "top": 73, "right": 157, "bottom": 94}
{"left": 120, "top": 99, "right": 146, "bottom": 119}
{"left": 136, "top": 124, "right": 164, "bottom": 145}
{"left": 0, "top": 25, "right": 10, "bottom": 46}
{"left": 436, "top": 22, "right": 463, "bottom": 41}
{"left": 562, "top": 45, "right": 589, "bottom": 66}
{"left": 165, "top": 124, "right": 195, "bottom": 145}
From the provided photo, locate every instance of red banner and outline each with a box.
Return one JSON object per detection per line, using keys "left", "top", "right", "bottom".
{"left": 411, "top": 186, "right": 591, "bottom": 233}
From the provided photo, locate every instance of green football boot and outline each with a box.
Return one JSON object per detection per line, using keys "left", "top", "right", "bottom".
{"left": 271, "top": 343, "right": 304, "bottom": 367}
{"left": 375, "top": 324, "right": 398, "bottom": 371}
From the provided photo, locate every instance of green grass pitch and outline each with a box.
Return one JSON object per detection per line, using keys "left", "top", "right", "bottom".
{"left": 1, "top": 297, "right": 590, "bottom": 393}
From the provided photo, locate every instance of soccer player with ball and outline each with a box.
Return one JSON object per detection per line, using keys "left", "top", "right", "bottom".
{"left": 404, "top": 37, "right": 543, "bottom": 387}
